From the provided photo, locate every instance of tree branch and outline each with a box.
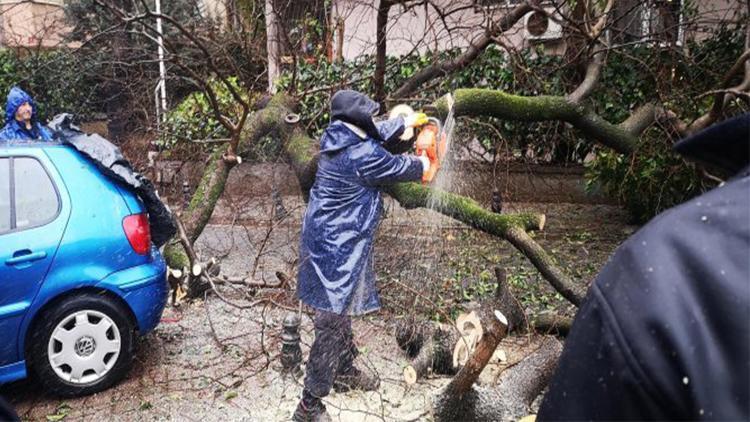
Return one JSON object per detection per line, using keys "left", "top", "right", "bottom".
{"left": 688, "top": 26, "right": 750, "bottom": 133}
{"left": 433, "top": 89, "right": 637, "bottom": 154}
{"left": 504, "top": 226, "right": 584, "bottom": 306}
{"left": 390, "top": 1, "right": 535, "bottom": 100}
{"left": 566, "top": 45, "right": 606, "bottom": 104}
{"left": 620, "top": 103, "right": 688, "bottom": 136}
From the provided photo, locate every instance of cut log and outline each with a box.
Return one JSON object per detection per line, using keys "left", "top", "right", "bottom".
{"left": 433, "top": 336, "right": 563, "bottom": 422}
{"left": 403, "top": 340, "right": 434, "bottom": 385}
{"left": 452, "top": 310, "right": 483, "bottom": 369}
{"left": 452, "top": 332, "right": 480, "bottom": 369}
{"left": 531, "top": 313, "right": 573, "bottom": 336}
{"left": 455, "top": 311, "right": 483, "bottom": 338}
{"left": 395, "top": 318, "right": 433, "bottom": 358}
{"left": 440, "top": 307, "right": 509, "bottom": 397}
{"left": 403, "top": 323, "right": 459, "bottom": 385}
{"left": 441, "top": 268, "right": 515, "bottom": 396}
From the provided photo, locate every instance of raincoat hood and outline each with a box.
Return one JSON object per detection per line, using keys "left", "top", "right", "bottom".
{"left": 5, "top": 86, "right": 38, "bottom": 124}
{"left": 674, "top": 113, "right": 749, "bottom": 176}
{"left": 0, "top": 86, "right": 51, "bottom": 142}
{"left": 330, "top": 90, "right": 382, "bottom": 142}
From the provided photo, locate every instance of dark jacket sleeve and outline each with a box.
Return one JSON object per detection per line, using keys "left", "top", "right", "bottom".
{"left": 375, "top": 117, "right": 406, "bottom": 146}
{"left": 537, "top": 284, "right": 671, "bottom": 421}
{"left": 352, "top": 141, "right": 423, "bottom": 186}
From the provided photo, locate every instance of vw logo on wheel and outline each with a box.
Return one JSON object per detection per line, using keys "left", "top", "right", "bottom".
{"left": 74, "top": 336, "right": 97, "bottom": 357}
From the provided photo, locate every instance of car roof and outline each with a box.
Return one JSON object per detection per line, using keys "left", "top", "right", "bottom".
{"left": 0, "top": 140, "right": 65, "bottom": 148}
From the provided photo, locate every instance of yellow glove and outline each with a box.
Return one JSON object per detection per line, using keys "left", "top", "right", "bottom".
{"left": 404, "top": 112, "right": 429, "bottom": 128}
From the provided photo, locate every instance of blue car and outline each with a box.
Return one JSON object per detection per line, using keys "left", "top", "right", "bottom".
{"left": 0, "top": 141, "right": 168, "bottom": 397}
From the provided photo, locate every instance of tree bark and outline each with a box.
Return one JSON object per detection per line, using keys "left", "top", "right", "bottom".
{"left": 373, "top": 0, "right": 392, "bottom": 104}
{"left": 433, "top": 89, "right": 638, "bottom": 154}
{"left": 505, "top": 226, "right": 584, "bottom": 306}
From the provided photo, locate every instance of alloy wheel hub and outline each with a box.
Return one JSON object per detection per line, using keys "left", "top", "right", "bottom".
{"left": 74, "top": 336, "right": 97, "bottom": 357}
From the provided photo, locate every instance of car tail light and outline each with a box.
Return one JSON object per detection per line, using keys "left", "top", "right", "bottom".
{"left": 122, "top": 213, "right": 151, "bottom": 255}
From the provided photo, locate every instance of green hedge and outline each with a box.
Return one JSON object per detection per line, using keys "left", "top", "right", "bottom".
{"left": 0, "top": 50, "right": 96, "bottom": 126}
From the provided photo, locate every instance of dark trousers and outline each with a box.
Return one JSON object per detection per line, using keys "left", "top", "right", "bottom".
{"left": 303, "top": 310, "right": 358, "bottom": 399}
{"left": 0, "top": 396, "right": 18, "bottom": 422}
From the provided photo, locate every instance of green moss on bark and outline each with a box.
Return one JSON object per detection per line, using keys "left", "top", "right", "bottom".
{"left": 435, "top": 88, "right": 636, "bottom": 154}
{"left": 163, "top": 243, "right": 190, "bottom": 270}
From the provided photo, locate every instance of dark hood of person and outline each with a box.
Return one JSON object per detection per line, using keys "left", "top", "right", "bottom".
{"left": 329, "top": 90, "right": 383, "bottom": 142}
{"left": 4, "top": 86, "right": 38, "bottom": 124}
{"left": 674, "top": 112, "right": 750, "bottom": 177}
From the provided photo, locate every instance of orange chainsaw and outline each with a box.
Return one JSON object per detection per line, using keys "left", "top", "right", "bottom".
{"left": 390, "top": 94, "right": 455, "bottom": 183}
{"left": 415, "top": 118, "right": 448, "bottom": 183}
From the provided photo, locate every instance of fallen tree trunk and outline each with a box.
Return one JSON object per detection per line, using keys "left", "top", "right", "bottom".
{"left": 395, "top": 317, "right": 433, "bottom": 358}
{"left": 432, "top": 89, "right": 641, "bottom": 155}
{"left": 433, "top": 336, "right": 563, "bottom": 421}
{"left": 403, "top": 323, "right": 459, "bottom": 384}
{"left": 531, "top": 313, "right": 573, "bottom": 336}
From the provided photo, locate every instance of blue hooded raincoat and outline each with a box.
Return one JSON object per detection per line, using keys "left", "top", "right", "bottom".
{"left": 297, "top": 90, "right": 423, "bottom": 315}
{"left": 0, "top": 86, "right": 52, "bottom": 142}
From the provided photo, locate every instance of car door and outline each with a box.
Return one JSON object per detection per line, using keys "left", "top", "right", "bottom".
{"left": 0, "top": 153, "right": 69, "bottom": 366}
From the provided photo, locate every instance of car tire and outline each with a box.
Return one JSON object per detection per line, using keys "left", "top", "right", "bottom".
{"left": 27, "top": 293, "right": 135, "bottom": 397}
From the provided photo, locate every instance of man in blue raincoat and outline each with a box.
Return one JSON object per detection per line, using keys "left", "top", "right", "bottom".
{"left": 293, "top": 90, "right": 433, "bottom": 422}
{"left": 0, "top": 86, "right": 53, "bottom": 142}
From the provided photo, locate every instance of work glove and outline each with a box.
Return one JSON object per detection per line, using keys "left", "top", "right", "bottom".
{"left": 404, "top": 112, "right": 429, "bottom": 128}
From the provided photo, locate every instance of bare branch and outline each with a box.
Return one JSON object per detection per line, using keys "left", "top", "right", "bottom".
{"left": 390, "top": 1, "right": 536, "bottom": 100}
{"left": 566, "top": 45, "right": 606, "bottom": 104}
{"left": 688, "top": 26, "right": 750, "bottom": 133}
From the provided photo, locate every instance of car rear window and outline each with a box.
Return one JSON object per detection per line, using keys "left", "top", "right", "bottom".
{"left": 0, "top": 158, "right": 9, "bottom": 232}
{"left": 14, "top": 157, "right": 59, "bottom": 229}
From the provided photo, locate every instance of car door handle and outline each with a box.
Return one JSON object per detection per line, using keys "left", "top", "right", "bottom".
{"left": 5, "top": 250, "right": 47, "bottom": 266}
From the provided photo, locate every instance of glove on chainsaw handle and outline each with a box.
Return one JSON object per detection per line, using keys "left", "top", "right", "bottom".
{"left": 405, "top": 112, "right": 429, "bottom": 128}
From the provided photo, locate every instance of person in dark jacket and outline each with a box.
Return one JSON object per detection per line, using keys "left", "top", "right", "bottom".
{"left": 293, "top": 90, "right": 431, "bottom": 422}
{"left": 538, "top": 113, "right": 750, "bottom": 421}
{"left": 0, "top": 86, "right": 52, "bottom": 142}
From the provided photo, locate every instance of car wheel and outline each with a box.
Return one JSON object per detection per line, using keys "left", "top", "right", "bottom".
{"left": 27, "top": 293, "right": 135, "bottom": 397}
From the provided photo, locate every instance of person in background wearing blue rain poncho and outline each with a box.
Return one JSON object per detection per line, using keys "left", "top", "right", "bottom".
{"left": 0, "top": 86, "right": 53, "bottom": 142}
{"left": 293, "top": 90, "right": 435, "bottom": 422}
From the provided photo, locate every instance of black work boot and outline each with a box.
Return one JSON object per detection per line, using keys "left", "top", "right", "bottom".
{"left": 292, "top": 395, "right": 331, "bottom": 422}
{"left": 333, "top": 367, "right": 380, "bottom": 393}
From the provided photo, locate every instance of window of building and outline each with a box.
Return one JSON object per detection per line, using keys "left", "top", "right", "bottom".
{"left": 611, "top": 0, "right": 684, "bottom": 45}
